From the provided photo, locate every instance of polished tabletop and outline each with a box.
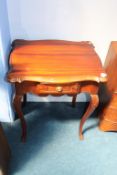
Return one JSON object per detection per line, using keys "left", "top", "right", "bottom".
{"left": 8, "top": 40, "right": 106, "bottom": 83}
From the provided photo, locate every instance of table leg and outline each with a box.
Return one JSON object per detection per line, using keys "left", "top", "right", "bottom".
{"left": 13, "top": 94, "right": 27, "bottom": 142}
{"left": 72, "top": 95, "right": 77, "bottom": 107}
{"left": 79, "top": 94, "right": 99, "bottom": 140}
{"left": 22, "top": 94, "right": 27, "bottom": 107}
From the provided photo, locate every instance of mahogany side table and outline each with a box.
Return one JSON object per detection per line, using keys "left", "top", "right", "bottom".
{"left": 7, "top": 39, "right": 107, "bottom": 141}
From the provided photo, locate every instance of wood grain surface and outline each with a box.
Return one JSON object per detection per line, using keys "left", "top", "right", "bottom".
{"left": 8, "top": 40, "right": 106, "bottom": 84}
{"left": 99, "top": 41, "right": 117, "bottom": 131}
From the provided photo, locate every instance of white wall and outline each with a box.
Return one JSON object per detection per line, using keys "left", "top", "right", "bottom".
{"left": 7, "top": 0, "right": 117, "bottom": 63}
{"left": 0, "top": 0, "right": 14, "bottom": 122}
{"left": 6, "top": 0, "right": 117, "bottom": 102}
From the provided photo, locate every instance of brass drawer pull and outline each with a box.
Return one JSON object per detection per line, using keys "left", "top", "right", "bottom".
{"left": 56, "top": 86, "right": 63, "bottom": 92}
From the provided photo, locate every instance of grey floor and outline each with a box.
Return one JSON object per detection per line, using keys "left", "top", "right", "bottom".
{"left": 2, "top": 102, "right": 117, "bottom": 175}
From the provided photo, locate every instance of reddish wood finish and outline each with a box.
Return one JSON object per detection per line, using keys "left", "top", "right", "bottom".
{"left": 8, "top": 40, "right": 106, "bottom": 83}
{"left": 7, "top": 40, "right": 106, "bottom": 141}
{"left": 0, "top": 124, "right": 11, "bottom": 175}
{"left": 13, "top": 94, "right": 27, "bottom": 142}
{"left": 99, "top": 42, "right": 117, "bottom": 131}
{"left": 79, "top": 94, "right": 99, "bottom": 140}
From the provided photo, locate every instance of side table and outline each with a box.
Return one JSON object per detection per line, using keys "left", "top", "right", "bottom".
{"left": 7, "top": 40, "right": 107, "bottom": 141}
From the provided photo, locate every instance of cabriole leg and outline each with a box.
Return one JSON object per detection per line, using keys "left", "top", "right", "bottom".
{"left": 13, "top": 94, "right": 27, "bottom": 142}
{"left": 79, "top": 94, "right": 99, "bottom": 140}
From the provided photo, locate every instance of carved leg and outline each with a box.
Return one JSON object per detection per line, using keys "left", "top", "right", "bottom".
{"left": 79, "top": 94, "right": 99, "bottom": 140}
{"left": 72, "top": 95, "right": 77, "bottom": 107}
{"left": 13, "top": 94, "right": 27, "bottom": 142}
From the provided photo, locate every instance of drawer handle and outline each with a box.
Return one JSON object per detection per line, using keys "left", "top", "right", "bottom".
{"left": 56, "top": 86, "right": 63, "bottom": 92}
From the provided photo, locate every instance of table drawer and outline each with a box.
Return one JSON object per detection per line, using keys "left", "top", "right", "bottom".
{"left": 36, "top": 83, "right": 80, "bottom": 94}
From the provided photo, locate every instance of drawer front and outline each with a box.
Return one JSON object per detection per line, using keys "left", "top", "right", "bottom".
{"left": 36, "top": 83, "right": 80, "bottom": 94}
